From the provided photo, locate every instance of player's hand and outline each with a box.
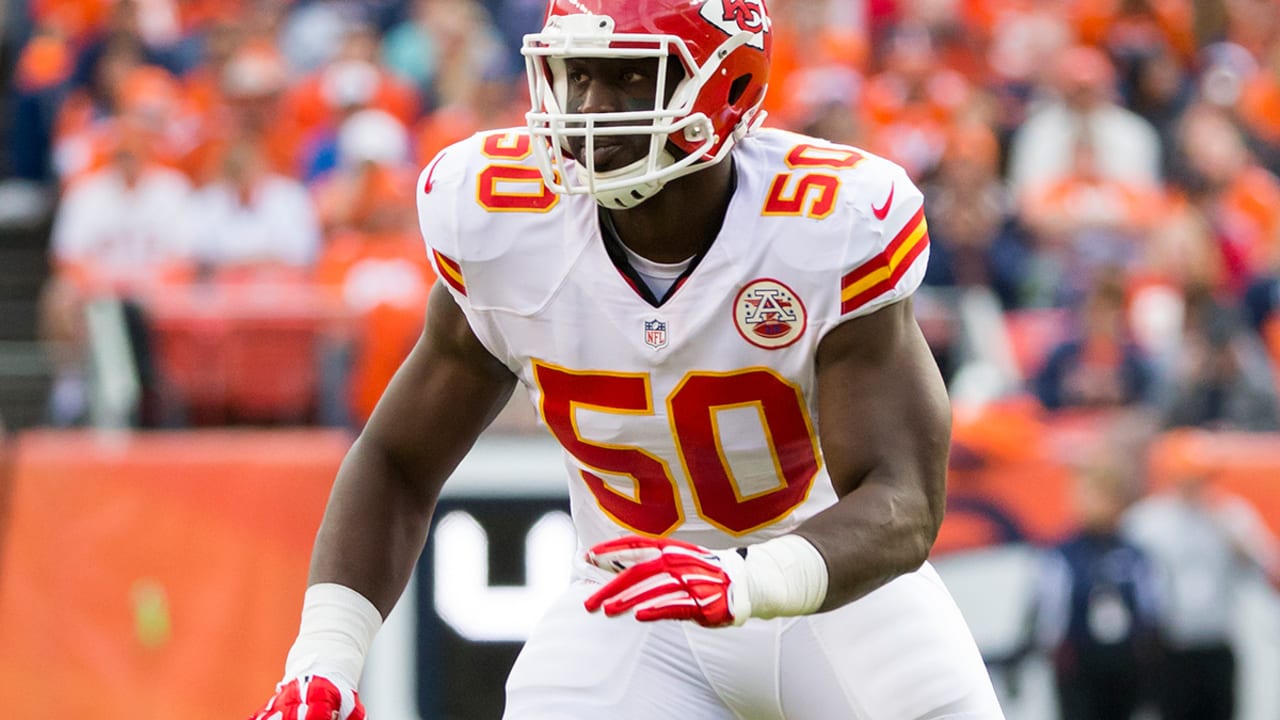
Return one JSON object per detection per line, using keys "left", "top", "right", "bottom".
{"left": 584, "top": 536, "right": 750, "bottom": 627}
{"left": 248, "top": 674, "right": 365, "bottom": 720}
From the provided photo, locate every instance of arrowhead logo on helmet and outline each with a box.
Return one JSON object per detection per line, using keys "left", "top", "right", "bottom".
{"left": 701, "top": 0, "right": 770, "bottom": 48}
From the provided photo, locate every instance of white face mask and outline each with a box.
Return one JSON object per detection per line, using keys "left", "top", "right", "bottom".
{"left": 522, "top": 12, "right": 758, "bottom": 209}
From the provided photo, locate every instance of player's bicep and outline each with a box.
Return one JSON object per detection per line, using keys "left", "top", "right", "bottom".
{"left": 814, "top": 297, "right": 950, "bottom": 505}
{"left": 361, "top": 282, "right": 517, "bottom": 493}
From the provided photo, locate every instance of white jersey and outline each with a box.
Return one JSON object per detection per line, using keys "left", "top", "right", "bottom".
{"left": 417, "top": 127, "right": 930, "bottom": 554}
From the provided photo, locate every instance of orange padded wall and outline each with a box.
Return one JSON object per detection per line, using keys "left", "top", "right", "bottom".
{"left": 0, "top": 430, "right": 349, "bottom": 719}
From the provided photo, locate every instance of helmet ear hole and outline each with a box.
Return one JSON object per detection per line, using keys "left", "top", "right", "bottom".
{"left": 728, "top": 74, "right": 753, "bottom": 105}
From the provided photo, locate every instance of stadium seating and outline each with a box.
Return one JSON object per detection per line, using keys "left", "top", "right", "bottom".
{"left": 147, "top": 278, "right": 351, "bottom": 424}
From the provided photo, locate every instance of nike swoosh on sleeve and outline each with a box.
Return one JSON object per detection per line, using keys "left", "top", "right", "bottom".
{"left": 422, "top": 152, "right": 446, "bottom": 194}
{"left": 872, "top": 182, "right": 894, "bottom": 220}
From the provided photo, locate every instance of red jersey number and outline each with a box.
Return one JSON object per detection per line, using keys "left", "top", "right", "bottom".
{"left": 534, "top": 362, "right": 821, "bottom": 537}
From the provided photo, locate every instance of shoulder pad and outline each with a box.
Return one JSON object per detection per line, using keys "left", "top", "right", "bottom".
{"left": 416, "top": 128, "right": 590, "bottom": 313}
{"left": 734, "top": 130, "right": 930, "bottom": 318}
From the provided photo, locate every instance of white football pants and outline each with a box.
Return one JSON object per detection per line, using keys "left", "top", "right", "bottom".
{"left": 503, "top": 561, "right": 1005, "bottom": 719}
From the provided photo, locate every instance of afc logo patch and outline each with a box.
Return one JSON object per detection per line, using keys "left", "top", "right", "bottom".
{"left": 733, "top": 279, "right": 806, "bottom": 349}
{"left": 644, "top": 318, "right": 669, "bottom": 350}
{"left": 699, "top": 0, "right": 770, "bottom": 49}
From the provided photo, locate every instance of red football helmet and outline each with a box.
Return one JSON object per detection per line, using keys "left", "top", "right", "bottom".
{"left": 523, "top": 0, "right": 772, "bottom": 208}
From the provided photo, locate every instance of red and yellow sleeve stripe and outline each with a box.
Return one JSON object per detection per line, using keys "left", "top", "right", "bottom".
{"left": 432, "top": 249, "right": 467, "bottom": 296}
{"left": 840, "top": 207, "right": 929, "bottom": 315}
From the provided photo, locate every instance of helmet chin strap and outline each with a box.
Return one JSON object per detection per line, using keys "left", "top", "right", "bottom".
{"left": 584, "top": 97, "right": 761, "bottom": 209}
{"left": 590, "top": 149, "right": 677, "bottom": 209}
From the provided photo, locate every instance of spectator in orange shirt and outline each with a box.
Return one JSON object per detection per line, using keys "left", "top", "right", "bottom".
{"left": 314, "top": 119, "right": 434, "bottom": 425}
{"left": 53, "top": 61, "right": 192, "bottom": 191}
{"left": 1237, "top": 37, "right": 1280, "bottom": 171}
{"left": 1139, "top": 191, "right": 1226, "bottom": 296}
{"left": 312, "top": 108, "right": 417, "bottom": 238}
{"left": 861, "top": 25, "right": 971, "bottom": 179}
{"left": 281, "top": 23, "right": 421, "bottom": 180}
{"left": 412, "top": 71, "right": 531, "bottom": 171}
{"left": 185, "top": 41, "right": 300, "bottom": 185}
{"left": 1022, "top": 130, "right": 1163, "bottom": 240}
{"left": 116, "top": 64, "right": 196, "bottom": 169}
{"left": 30, "top": 0, "right": 111, "bottom": 44}
{"left": 1078, "top": 0, "right": 1197, "bottom": 64}
{"left": 764, "top": 0, "right": 867, "bottom": 130}
{"left": 52, "top": 36, "right": 148, "bottom": 183}
{"left": 1022, "top": 129, "right": 1165, "bottom": 305}
{"left": 179, "top": 18, "right": 244, "bottom": 126}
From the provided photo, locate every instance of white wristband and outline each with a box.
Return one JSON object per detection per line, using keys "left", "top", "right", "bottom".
{"left": 283, "top": 583, "right": 383, "bottom": 689}
{"left": 742, "top": 535, "right": 829, "bottom": 619}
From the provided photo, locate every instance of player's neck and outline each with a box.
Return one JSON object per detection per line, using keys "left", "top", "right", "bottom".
{"left": 604, "top": 158, "right": 735, "bottom": 264}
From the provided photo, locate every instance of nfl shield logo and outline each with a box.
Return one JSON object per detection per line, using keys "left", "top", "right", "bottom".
{"left": 644, "top": 319, "right": 668, "bottom": 350}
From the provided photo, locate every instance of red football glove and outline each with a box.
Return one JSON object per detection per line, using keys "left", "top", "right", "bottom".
{"left": 584, "top": 536, "right": 751, "bottom": 627}
{"left": 249, "top": 675, "right": 365, "bottom": 720}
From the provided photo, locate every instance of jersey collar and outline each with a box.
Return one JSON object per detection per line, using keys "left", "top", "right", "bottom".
{"left": 596, "top": 163, "right": 738, "bottom": 308}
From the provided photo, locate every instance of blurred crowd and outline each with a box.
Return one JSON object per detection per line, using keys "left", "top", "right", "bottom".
{"left": 4, "top": 0, "right": 1280, "bottom": 433}
{"left": 4, "top": 2, "right": 1280, "bottom": 717}
{"left": 1028, "top": 454, "right": 1279, "bottom": 720}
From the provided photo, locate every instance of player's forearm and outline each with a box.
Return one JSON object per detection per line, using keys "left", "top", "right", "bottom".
{"left": 794, "top": 470, "right": 945, "bottom": 612}
{"left": 308, "top": 435, "right": 440, "bottom": 618}
{"left": 801, "top": 297, "right": 951, "bottom": 610}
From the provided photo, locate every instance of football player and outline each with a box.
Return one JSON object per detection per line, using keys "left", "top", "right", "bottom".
{"left": 250, "top": 1, "right": 1005, "bottom": 718}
